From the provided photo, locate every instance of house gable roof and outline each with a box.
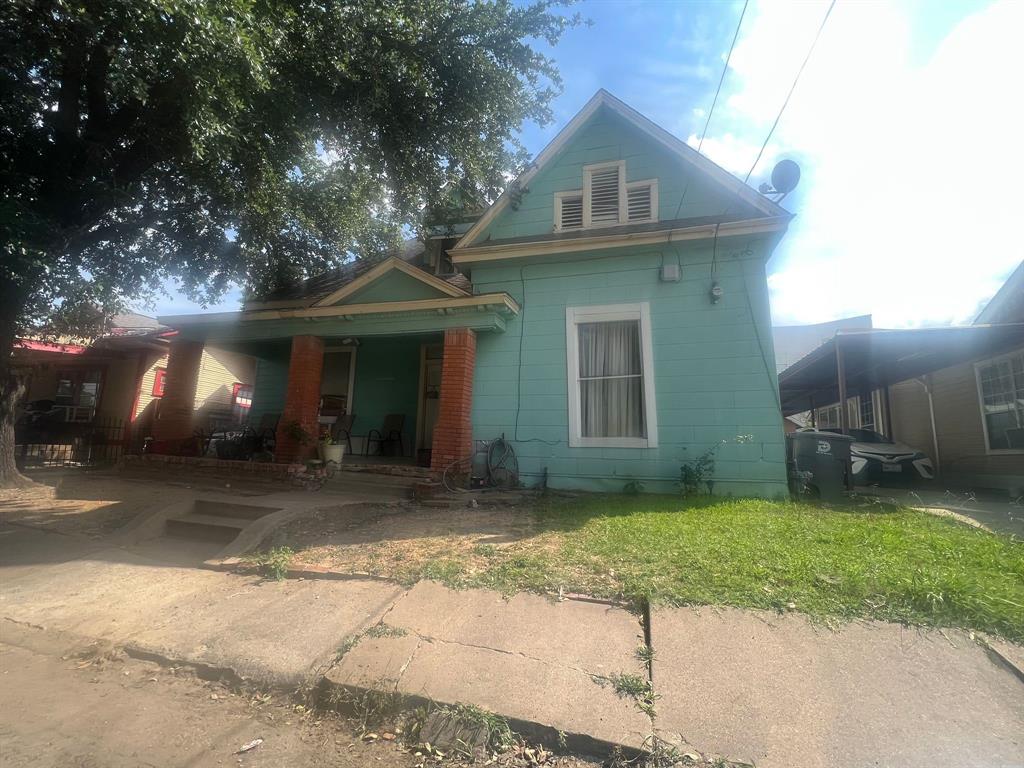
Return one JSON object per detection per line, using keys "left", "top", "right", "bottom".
{"left": 313, "top": 256, "right": 469, "bottom": 307}
{"left": 455, "top": 89, "right": 788, "bottom": 251}
{"left": 975, "top": 260, "right": 1024, "bottom": 325}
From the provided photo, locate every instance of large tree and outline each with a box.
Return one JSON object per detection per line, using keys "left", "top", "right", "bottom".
{"left": 0, "top": 0, "right": 578, "bottom": 485}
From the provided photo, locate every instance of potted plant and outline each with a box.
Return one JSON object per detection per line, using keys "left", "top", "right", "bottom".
{"left": 318, "top": 426, "right": 345, "bottom": 465}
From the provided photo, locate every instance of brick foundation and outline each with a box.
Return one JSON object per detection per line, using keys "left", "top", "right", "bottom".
{"left": 152, "top": 339, "right": 204, "bottom": 442}
{"left": 275, "top": 335, "right": 324, "bottom": 463}
{"left": 430, "top": 327, "right": 476, "bottom": 476}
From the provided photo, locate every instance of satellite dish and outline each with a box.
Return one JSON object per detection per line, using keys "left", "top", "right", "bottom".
{"left": 771, "top": 159, "right": 801, "bottom": 195}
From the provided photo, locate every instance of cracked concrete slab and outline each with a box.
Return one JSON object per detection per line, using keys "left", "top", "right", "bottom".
{"left": 383, "top": 580, "right": 644, "bottom": 675}
{"left": 326, "top": 581, "right": 651, "bottom": 748}
{"left": 0, "top": 524, "right": 403, "bottom": 685}
{"left": 652, "top": 606, "right": 1024, "bottom": 768}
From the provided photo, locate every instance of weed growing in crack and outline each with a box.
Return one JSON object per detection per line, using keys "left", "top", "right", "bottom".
{"left": 634, "top": 644, "right": 656, "bottom": 666}
{"left": 321, "top": 681, "right": 403, "bottom": 734}
{"left": 605, "top": 672, "right": 660, "bottom": 720}
{"left": 245, "top": 546, "right": 294, "bottom": 580}
{"left": 364, "top": 623, "right": 408, "bottom": 639}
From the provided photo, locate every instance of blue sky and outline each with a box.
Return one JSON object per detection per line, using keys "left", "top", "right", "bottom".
{"left": 145, "top": 0, "right": 1023, "bottom": 328}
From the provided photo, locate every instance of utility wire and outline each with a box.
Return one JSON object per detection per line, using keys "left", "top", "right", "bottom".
{"left": 672, "top": 0, "right": 749, "bottom": 223}
{"left": 744, "top": 0, "right": 836, "bottom": 184}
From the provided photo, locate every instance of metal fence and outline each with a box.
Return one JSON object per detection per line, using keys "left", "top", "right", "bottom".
{"left": 15, "top": 415, "right": 130, "bottom": 469}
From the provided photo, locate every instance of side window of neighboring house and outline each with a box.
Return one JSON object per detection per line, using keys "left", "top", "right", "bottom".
{"left": 232, "top": 383, "right": 253, "bottom": 410}
{"left": 554, "top": 161, "right": 658, "bottom": 232}
{"left": 565, "top": 303, "right": 658, "bottom": 448}
{"left": 859, "top": 395, "right": 875, "bottom": 431}
{"left": 815, "top": 403, "right": 841, "bottom": 429}
{"left": 976, "top": 351, "right": 1024, "bottom": 451}
{"left": 152, "top": 368, "right": 167, "bottom": 397}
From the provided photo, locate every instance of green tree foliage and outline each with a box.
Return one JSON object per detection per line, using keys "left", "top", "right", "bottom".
{"left": 0, "top": 0, "right": 578, "bottom": 484}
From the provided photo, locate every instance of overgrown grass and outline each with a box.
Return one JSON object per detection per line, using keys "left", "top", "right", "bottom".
{"left": 396, "top": 496, "right": 1024, "bottom": 641}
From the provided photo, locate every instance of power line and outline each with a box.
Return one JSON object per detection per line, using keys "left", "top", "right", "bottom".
{"left": 744, "top": 0, "right": 836, "bottom": 184}
{"left": 696, "top": 0, "right": 749, "bottom": 155}
{"left": 672, "top": 0, "right": 749, "bottom": 223}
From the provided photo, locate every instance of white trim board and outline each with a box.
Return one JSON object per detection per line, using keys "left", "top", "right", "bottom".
{"left": 565, "top": 302, "right": 658, "bottom": 449}
{"left": 452, "top": 216, "right": 788, "bottom": 264}
{"left": 454, "top": 89, "right": 787, "bottom": 250}
{"left": 314, "top": 256, "right": 468, "bottom": 307}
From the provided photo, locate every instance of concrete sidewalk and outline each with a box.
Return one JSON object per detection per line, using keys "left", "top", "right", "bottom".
{"left": 1, "top": 522, "right": 1022, "bottom": 766}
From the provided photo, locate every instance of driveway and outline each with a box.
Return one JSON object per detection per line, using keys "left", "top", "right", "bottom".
{"left": 858, "top": 486, "right": 1024, "bottom": 536}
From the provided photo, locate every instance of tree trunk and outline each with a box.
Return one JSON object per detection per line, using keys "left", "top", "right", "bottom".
{"left": 0, "top": 296, "right": 33, "bottom": 489}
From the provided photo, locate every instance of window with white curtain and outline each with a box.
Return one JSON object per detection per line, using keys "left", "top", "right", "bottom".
{"left": 566, "top": 303, "right": 658, "bottom": 448}
{"left": 975, "top": 350, "right": 1024, "bottom": 451}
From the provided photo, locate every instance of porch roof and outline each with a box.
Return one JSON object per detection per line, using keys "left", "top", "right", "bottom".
{"left": 159, "top": 291, "right": 520, "bottom": 343}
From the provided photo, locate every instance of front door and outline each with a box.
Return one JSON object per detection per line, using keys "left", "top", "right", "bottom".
{"left": 416, "top": 344, "right": 443, "bottom": 452}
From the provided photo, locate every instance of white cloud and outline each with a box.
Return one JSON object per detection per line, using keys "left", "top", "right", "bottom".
{"left": 710, "top": 0, "right": 1024, "bottom": 327}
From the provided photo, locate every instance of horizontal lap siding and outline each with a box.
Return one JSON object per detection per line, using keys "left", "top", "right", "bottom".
{"left": 470, "top": 240, "right": 787, "bottom": 496}
{"left": 474, "top": 107, "right": 760, "bottom": 244}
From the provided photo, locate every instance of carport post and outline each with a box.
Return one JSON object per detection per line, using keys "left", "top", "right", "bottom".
{"left": 836, "top": 340, "right": 849, "bottom": 433}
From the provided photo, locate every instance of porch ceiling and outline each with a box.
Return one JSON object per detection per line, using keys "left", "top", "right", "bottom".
{"left": 159, "top": 292, "right": 519, "bottom": 343}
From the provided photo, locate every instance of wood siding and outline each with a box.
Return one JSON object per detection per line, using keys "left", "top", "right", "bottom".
{"left": 890, "top": 348, "right": 1024, "bottom": 489}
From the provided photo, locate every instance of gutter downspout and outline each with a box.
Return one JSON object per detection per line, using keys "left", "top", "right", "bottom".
{"left": 915, "top": 375, "right": 941, "bottom": 477}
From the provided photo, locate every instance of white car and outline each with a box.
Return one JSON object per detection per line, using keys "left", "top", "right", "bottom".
{"left": 823, "top": 428, "right": 934, "bottom": 485}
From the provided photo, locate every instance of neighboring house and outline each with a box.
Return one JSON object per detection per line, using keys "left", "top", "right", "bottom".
{"left": 773, "top": 315, "right": 872, "bottom": 374}
{"left": 157, "top": 90, "right": 792, "bottom": 495}
{"left": 888, "top": 262, "right": 1023, "bottom": 491}
{"left": 14, "top": 313, "right": 256, "bottom": 454}
{"left": 777, "top": 261, "right": 1024, "bottom": 494}
{"left": 14, "top": 314, "right": 169, "bottom": 427}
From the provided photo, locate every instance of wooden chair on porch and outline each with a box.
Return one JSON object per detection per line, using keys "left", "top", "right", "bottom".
{"left": 364, "top": 414, "right": 405, "bottom": 458}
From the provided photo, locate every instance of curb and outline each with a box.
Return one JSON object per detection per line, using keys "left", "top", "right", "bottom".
{"left": 315, "top": 678, "right": 648, "bottom": 761}
{"left": 978, "top": 633, "right": 1024, "bottom": 684}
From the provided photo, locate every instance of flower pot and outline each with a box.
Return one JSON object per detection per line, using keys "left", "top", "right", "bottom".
{"left": 321, "top": 443, "right": 345, "bottom": 465}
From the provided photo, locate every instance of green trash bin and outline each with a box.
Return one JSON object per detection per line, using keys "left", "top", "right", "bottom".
{"left": 786, "top": 430, "right": 854, "bottom": 502}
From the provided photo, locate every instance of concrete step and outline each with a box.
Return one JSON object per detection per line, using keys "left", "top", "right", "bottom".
{"left": 164, "top": 513, "right": 250, "bottom": 544}
{"left": 193, "top": 499, "right": 281, "bottom": 520}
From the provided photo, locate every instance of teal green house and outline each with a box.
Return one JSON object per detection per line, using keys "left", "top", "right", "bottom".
{"left": 158, "top": 90, "right": 792, "bottom": 496}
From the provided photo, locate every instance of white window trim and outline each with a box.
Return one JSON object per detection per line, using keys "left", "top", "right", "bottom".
{"left": 565, "top": 302, "right": 658, "bottom": 449}
{"left": 554, "top": 189, "right": 583, "bottom": 232}
{"left": 626, "top": 178, "right": 659, "bottom": 224}
{"left": 582, "top": 160, "right": 626, "bottom": 229}
{"left": 974, "top": 348, "right": 1024, "bottom": 455}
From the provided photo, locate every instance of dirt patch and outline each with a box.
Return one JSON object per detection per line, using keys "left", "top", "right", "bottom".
{"left": 1, "top": 627, "right": 600, "bottom": 768}
{"left": 280, "top": 500, "right": 554, "bottom": 581}
{"left": 0, "top": 471, "right": 185, "bottom": 538}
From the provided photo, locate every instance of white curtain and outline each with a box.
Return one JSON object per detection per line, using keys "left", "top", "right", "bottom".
{"left": 578, "top": 320, "right": 645, "bottom": 438}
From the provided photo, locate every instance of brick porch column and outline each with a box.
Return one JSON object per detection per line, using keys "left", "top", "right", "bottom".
{"left": 431, "top": 328, "right": 476, "bottom": 476}
{"left": 152, "top": 339, "right": 204, "bottom": 443}
{"left": 275, "top": 335, "right": 325, "bottom": 463}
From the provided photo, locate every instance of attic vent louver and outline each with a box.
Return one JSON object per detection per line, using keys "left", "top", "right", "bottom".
{"left": 559, "top": 194, "right": 583, "bottom": 230}
{"left": 589, "top": 166, "right": 620, "bottom": 225}
{"left": 627, "top": 183, "right": 653, "bottom": 222}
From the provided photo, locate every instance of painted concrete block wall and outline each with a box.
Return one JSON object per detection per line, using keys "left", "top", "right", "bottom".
{"left": 469, "top": 238, "right": 788, "bottom": 496}
{"left": 473, "top": 106, "right": 760, "bottom": 244}
{"left": 350, "top": 336, "right": 426, "bottom": 456}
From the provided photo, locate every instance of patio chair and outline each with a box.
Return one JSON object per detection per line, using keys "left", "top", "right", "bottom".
{"left": 364, "top": 413, "right": 405, "bottom": 458}
{"left": 331, "top": 413, "right": 355, "bottom": 455}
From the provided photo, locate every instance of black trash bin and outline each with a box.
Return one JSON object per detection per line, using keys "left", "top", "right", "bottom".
{"left": 786, "top": 430, "right": 854, "bottom": 502}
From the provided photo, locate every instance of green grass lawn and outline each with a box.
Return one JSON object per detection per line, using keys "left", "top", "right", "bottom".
{"left": 419, "top": 496, "right": 1024, "bottom": 642}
